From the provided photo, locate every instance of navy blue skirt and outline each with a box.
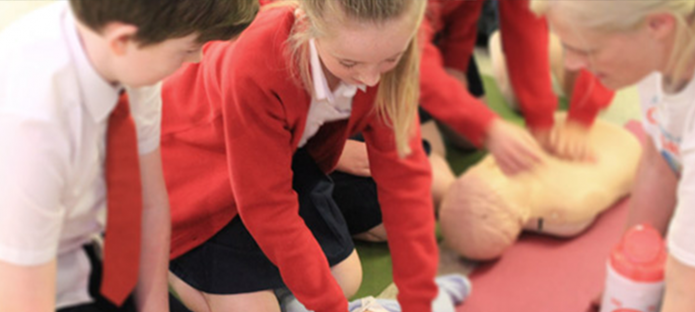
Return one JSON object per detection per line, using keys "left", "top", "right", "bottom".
{"left": 169, "top": 149, "right": 355, "bottom": 294}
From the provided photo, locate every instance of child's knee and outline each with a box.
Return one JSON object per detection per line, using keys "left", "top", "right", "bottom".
{"left": 353, "top": 224, "right": 388, "bottom": 243}
{"left": 204, "top": 290, "right": 280, "bottom": 312}
{"left": 331, "top": 250, "right": 363, "bottom": 298}
{"left": 168, "top": 272, "right": 212, "bottom": 312}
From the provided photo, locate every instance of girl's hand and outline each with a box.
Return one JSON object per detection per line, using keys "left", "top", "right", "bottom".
{"left": 336, "top": 139, "right": 371, "bottom": 177}
{"left": 486, "top": 119, "right": 545, "bottom": 176}
{"left": 547, "top": 120, "right": 596, "bottom": 162}
{"left": 531, "top": 128, "right": 553, "bottom": 153}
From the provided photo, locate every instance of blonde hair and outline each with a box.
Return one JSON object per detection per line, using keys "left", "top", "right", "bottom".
{"left": 281, "top": 0, "right": 427, "bottom": 156}
{"left": 531, "top": 0, "right": 695, "bottom": 84}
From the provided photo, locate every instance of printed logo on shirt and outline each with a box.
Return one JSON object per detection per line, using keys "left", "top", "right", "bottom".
{"left": 646, "top": 104, "right": 683, "bottom": 175}
{"left": 658, "top": 127, "right": 682, "bottom": 175}
{"left": 646, "top": 106, "right": 658, "bottom": 125}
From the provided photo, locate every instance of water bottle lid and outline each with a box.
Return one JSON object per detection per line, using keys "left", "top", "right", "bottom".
{"left": 609, "top": 224, "right": 667, "bottom": 282}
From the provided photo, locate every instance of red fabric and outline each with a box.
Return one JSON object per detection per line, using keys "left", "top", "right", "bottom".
{"left": 161, "top": 6, "right": 438, "bottom": 312}
{"left": 425, "top": 0, "right": 483, "bottom": 73}
{"left": 497, "top": 0, "right": 615, "bottom": 131}
{"left": 419, "top": 0, "right": 497, "bottom": 147}
{"left": 101, "top": 93, "right": 143, "bottom": 306}
{"left": 498, "top": 0, "right": 556, "bottom": 131}
{"left": 567, "top": 69, "right": 616, "bottom": 127}
{"left": 457, "top": 121, "right": 644, "bottom": 312}
{"left": 422, "top": 0, "right": 614, "bottom": 134}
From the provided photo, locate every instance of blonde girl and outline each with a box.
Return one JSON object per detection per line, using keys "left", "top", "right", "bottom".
{"left": 159, "top": 0, "right": 439, "bottom": 311}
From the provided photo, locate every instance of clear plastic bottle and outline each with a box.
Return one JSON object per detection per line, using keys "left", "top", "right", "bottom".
{"left": 600, "top": 224, "right": 667, "bottom": 312}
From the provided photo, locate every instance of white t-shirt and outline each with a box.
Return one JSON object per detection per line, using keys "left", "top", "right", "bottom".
{"left": 0, "top": 3, "right": 162, "bottom": 309}
{"left": 298, "top": 39, "right": 366, "bottom": 147}
{"left": 638, "top": 71, "right": 695, "bottom": 268}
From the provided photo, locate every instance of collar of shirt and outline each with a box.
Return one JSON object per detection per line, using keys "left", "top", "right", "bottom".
{"left": 63, "top": 7, "right": 122, "bottom": 123}
{"left": 309, "top": 38, "right": 366, "bottom": 106}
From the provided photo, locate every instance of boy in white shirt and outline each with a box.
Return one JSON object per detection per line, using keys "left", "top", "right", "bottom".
{"left": 0, "top": 1, "right": 257, "bottom": 311}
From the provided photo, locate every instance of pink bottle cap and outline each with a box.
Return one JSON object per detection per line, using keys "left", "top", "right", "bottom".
{"left": 609, "top": 224, "right": 667, "bottom": 282}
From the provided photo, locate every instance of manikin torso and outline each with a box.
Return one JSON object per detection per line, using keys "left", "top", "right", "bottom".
{"left": 440, "top": 115, "right": 641, "bottom": 260}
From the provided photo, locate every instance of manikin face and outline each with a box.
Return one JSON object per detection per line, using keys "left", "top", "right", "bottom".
{"left": 314, "top": 11, "right": 416, "bottom": 87}
{"left": 547, "top": 10, "right": 675, "bottom": 90}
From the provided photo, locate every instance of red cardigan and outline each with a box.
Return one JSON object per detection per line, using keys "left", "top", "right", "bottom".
{"left": 160, "top": 6, "right": 438, "bottom": 312}
{"left": 420, "top": 0, "right": 497, "bottom": 147}
{"left": 421, "top": 0, "right": 615, "bottom": 135}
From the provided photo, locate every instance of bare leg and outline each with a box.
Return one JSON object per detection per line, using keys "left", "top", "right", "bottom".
{"left": 169, "top": 271, "right": 280, "bottom": 312}
{"left": 169, "top": 250, "right": 361, "bottom": 312}
{"left": 330, "top": 249, "right": 363, "bottom": 299}
{"left": 421, "top": 120, "right": 456, "bottom": 209}
{"left": 352, "top": 224, "right": 388, "bottom": 243}
{"left": 430, "top": 154, "right": 455, "bottom": 211}
{"left": 352, "top": 121, "right": 455, "bottom": 242}
{"left": 169, "top": 272, "right": 212, "bottom": 312}
{"left": 204, "top": 290, "right": 280, "bottom": 312}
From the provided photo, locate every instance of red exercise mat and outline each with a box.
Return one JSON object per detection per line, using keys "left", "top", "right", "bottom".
{"left": 458, "top": 121, "right": 644, "bottom": 312}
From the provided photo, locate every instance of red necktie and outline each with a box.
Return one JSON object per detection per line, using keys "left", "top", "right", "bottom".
{"left": 101, "top": 92, "right": 143, "bottom": 306}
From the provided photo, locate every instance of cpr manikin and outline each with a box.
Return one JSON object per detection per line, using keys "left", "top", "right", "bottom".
{"left": 439, "top": 115, "right": 641, "bottom": 260}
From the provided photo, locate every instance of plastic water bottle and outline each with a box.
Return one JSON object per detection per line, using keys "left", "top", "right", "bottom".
{"left": 599, "top": 224, "right": 667, "bottom": 312}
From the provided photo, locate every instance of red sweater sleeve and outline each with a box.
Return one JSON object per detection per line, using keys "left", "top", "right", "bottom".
{"left": 223, "top": 64, "right": 347, "bottom": 312}
{"left": 499, "top": 0, "right": 557, "bottom": 131}
{"left": 567, "top": 69, "right": 615, "bottom": 126}
{"left": 436, "top": 0, "right": 485, "bottom": 72}
{"left": 363, "top": 116, "right": 439, "bottom": 312}
{"left": 419, "top": 23, "right": 497, "bottom": 147}
{"left": 216, "top": 10, "right": 346, "bottom": 312}
{"left": 500, "top": 0, "right": 615, "bottom": 129}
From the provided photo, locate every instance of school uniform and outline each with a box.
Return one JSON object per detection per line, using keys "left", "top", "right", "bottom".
{"left": 0, "top": 3, "right": 163, "bottom": 311}
{"left": 419, "top": 0, "right": 498, "bottom": 148}
{"left": 421, "top": 0, "right": 615, "bottom": 133}
{"left": 329, "top": 0, "right": 499, "bottom": 230}
{"left": 495, "top": 0, "right": 615, "bottom": 130}
{"left": 160, "top": 5, "right": 439, "bottom": 312}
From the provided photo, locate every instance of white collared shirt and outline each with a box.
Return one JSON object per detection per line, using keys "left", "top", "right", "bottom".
{"left": 0, "top": 3, "right": 162, "bottom": 308}
{"left": 297, "top": 39, "right": 366, "bottom": 147}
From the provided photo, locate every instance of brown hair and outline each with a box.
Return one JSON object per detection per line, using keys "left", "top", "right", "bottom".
{"left": 70, "top": 0, "right": 259, "bottom": 46}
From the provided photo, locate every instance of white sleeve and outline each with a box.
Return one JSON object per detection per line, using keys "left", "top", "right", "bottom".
{"left": 127, "top": 82, "right": 162, "bottom": 155}
{"left": 668, "top": 131, "right": 695, "bottom": 268}
{"left": 0, "top": 113, "right": 68, "bottom": 265}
